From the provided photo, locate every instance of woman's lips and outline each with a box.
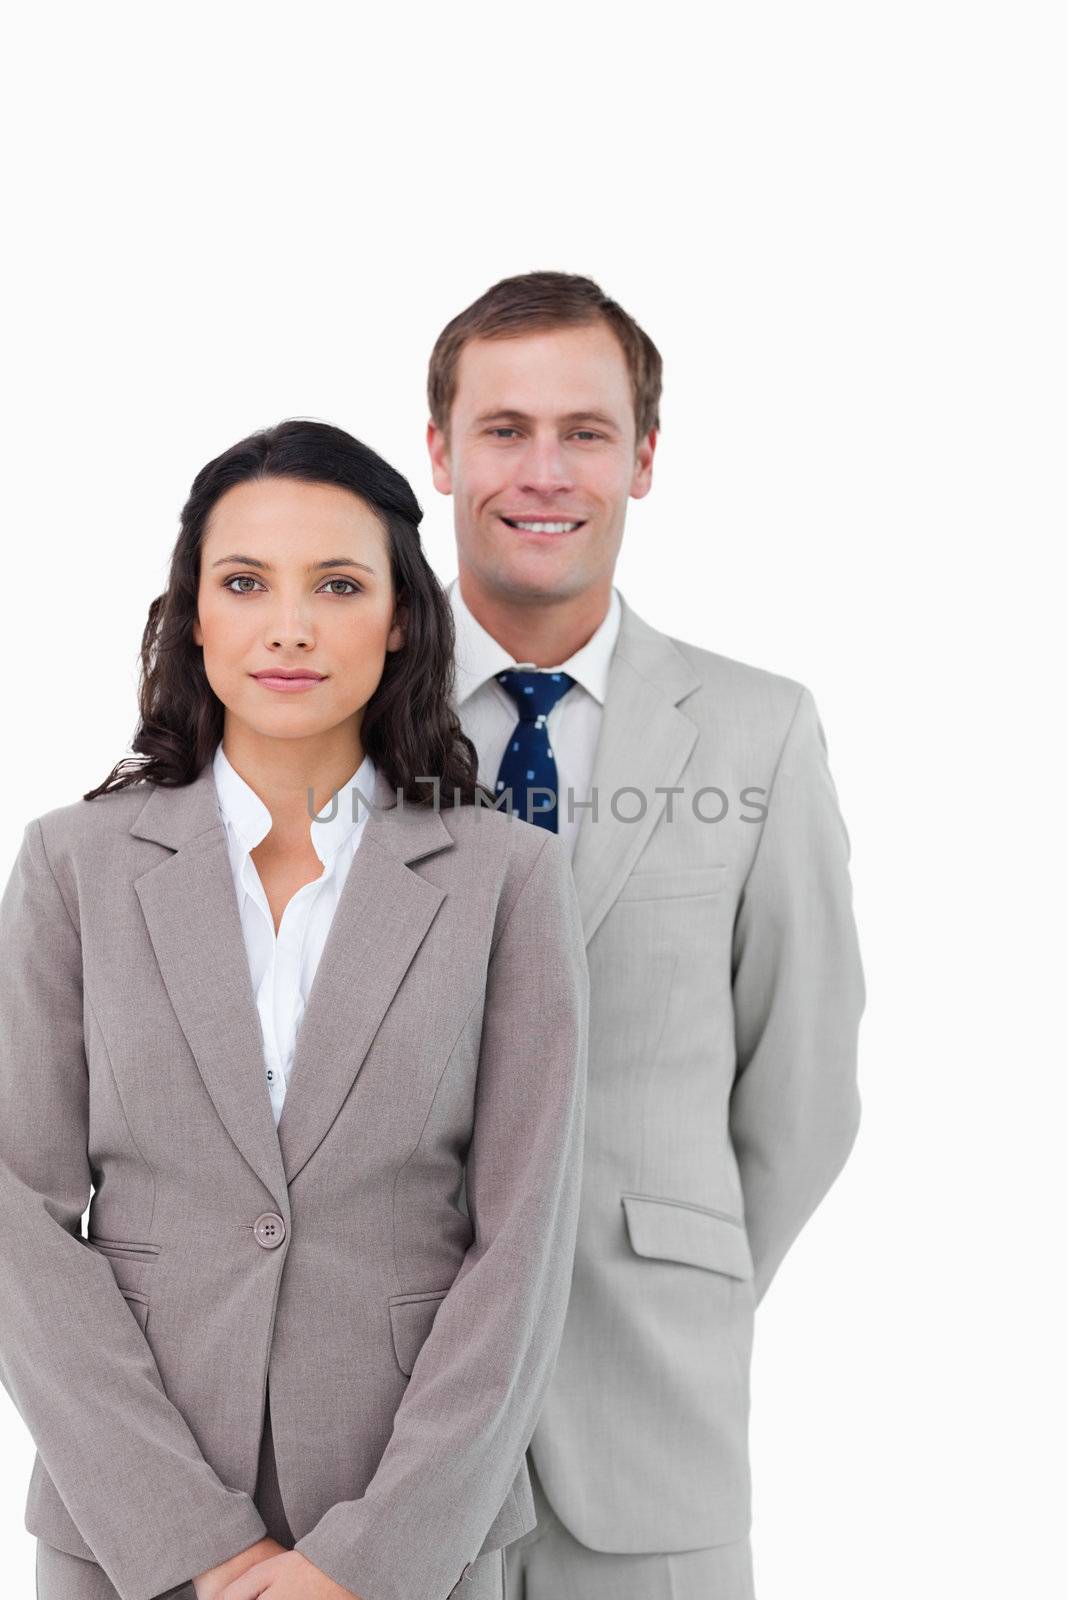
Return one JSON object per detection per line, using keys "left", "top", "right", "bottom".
{"left": 250, "top": 674, "right": 325, "bottom": 693}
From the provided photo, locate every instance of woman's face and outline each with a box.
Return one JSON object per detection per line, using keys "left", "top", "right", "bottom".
{"left": 193, "top": 476, "right": 404, "bottom": 750}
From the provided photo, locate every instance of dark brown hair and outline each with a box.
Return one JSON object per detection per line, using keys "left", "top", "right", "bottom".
{"left": 84, "top": 419, "right": 485, "bottom": 807}
{"left": 427, "top": 270, "right": 663, "bottom": 443}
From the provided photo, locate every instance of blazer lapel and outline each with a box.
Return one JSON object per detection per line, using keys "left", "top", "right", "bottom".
{"left": 570, "top": 595, "right": 702, "bottom": 946}
{"left": 275, "top": 774, "right": 450, "bottom": 1187}
{"left": 130, "top": 760, "right": 452, "bottom": 1211}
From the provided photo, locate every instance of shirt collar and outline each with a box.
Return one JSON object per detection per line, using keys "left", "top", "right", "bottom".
{"left": 448, "top": 576, "right": 622, "bottom": 707}
{"left": 211, "top": 741, "right": 377, "bottom": 867}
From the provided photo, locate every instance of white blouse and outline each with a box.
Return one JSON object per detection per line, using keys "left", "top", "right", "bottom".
{"left": 211, "top": 740, "right": 378, "bottom": 1127}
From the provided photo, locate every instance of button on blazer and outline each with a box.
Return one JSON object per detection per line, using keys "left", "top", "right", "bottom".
{"left": 0, "top": 759, "right": 589, "bottom": 1600}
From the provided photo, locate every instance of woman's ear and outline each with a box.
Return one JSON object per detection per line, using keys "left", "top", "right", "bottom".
{"left": 193, "top": 616, "right": 203, "bottom": 647}
{"left": 386, "top": 604, "right": 407, "bottom": 653}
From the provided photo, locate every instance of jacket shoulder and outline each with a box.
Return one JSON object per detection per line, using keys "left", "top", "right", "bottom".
{"left": 442, "top": 799, "right": 552, "bottom": 875}
{"left": 441, "top": 801, "right": 564, "bottom": 931}
{"left": 27, "top": 781, "right": 152, "bottom": 867}
{"left": 620, "top": 604, "right": 819, "bottom": 768}
{"left": 658, "top": 632, "right": 838, "bottom": 780}
{"left": 668, "top": 631, "right": 809, "bottom": 718}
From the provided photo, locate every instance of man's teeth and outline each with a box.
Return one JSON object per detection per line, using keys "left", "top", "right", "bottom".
{"left": 510, "top": 520, "right": 581, "bottom": 533}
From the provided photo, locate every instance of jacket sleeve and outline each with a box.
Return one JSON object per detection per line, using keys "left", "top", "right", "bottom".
{"left": 294, "top": 828, "right": 589, "bottom": 1600}
{"left": 0, "top": 818, "right": 269, "bottom": 1600}
{"left": 728, "top": 686, "right": 866, "bottom": 1305}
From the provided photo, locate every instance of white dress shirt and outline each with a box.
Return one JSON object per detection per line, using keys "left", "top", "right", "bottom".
{"left": 211, "top": 740, "right": 378, "bottom": 1127}
{"left": 447, "top": 576, "right": 622, "bottom": 857}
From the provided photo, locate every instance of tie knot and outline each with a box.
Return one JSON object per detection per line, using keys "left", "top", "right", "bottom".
{"left": 495, "top": 668, "right": 577, "bottom": 722}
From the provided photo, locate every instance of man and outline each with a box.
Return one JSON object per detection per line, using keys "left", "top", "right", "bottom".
{"left": 425, "top": 271, "right": 865, "bottom": 1599}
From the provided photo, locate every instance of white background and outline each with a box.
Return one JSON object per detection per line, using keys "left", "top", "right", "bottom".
{"left": 1, "top": 4, "right": 1063, "bottom": 1596}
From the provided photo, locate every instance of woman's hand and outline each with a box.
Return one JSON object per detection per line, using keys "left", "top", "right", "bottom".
{"left": 217, "top": 1549, "right": 362, "bottom": 1598}
{"left": 193, "top": 1536, "right": 289, "bottom": 1598}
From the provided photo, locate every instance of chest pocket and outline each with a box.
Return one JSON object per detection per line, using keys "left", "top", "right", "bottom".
{"left": 614, "top": 863, "right": 727, "bottom": 902}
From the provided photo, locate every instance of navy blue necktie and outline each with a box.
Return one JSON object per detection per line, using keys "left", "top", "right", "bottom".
{"left": 494, "top": 669, "right": 577, "bottom": 832}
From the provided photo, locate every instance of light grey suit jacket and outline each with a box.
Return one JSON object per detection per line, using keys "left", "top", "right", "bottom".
{"left": 0, "top": 762, "right": 589, "bottom": 1600}
{"left": 479, "top": 593, "right": 865, "bottom": 1554}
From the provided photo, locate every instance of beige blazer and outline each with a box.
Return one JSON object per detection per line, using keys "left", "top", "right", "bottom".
{"left": 0, "top": 762, "right": 589, "bottom": 1600}
{"left": 468, "top": 593, "right": 866, "bottom": 1554}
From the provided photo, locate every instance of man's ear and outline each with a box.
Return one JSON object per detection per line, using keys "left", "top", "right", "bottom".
{"left": 630, "top": 428, "right": 658, "bottom": 500}
{"left": 427, "top": 418, "right": 454, "bottom": 495}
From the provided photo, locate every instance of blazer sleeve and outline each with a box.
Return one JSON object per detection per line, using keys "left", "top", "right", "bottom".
{"left": 294, "top": 828, "right": 589, "bottom": 1600}
{"left": 728, "top": 686, "right": 866, "bottom": 1305}
{"left": 0, "top": 818, "right": 269, "bottom": 1600}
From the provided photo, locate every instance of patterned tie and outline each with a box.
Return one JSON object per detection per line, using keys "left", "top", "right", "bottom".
{"left": 493, "top": 669, "right": 577, "bottom": 831}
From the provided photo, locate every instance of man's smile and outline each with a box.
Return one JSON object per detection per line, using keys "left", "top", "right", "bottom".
{"left": 498, "top": 514, "right": 587, "bottom": 535}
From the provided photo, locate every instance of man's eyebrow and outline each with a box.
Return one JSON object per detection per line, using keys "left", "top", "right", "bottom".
{"left": 474, "top": 408, "right": 621, "bottom": 429}
{"left": 210, "top": 554, "right": 377, "bottom": 575}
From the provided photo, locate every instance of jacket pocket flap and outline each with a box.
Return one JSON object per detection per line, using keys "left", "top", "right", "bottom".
{"left": 388, "top": 1289, "right": 449, "bottom": 1376}
{"left": 621, "top": 1194, "right": 753, "bottom": 1279}
{"left": 87, "top": 1235, "right": 161, "bottom": 1259}
{"left": 615, "top": 864, "right": 727, "bottom": 902}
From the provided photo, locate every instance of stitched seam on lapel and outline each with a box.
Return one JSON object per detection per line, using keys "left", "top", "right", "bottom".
{"left": 179, "top": 824, "right": 229, "bottom": 857}
{"left": 390, "top": 988, "right": 485, "bottom": 1298}
{"left": 130, "top": 821, "right": 227, "bottom": 878}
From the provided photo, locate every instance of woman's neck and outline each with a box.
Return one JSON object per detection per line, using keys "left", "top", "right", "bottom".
{"left": 219, "top": 724, "right": 365, "bottom": 843}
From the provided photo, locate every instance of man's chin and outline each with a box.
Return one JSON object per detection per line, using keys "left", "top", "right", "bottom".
{"left": 479, "top": 550, "right": 584, "bottom": 597}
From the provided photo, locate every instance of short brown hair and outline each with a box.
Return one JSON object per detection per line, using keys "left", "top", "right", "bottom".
{"left": 427, "top": 270, "right": 663, "bottom": 444}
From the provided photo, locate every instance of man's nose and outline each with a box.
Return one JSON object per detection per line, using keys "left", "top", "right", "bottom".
{"left": 517, "top": 436, "right": 575, "bottom": 495}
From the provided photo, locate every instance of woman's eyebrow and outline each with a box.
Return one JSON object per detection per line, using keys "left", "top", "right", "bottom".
{"left": 210, "top": 553, "right": 376, "bottom": 575}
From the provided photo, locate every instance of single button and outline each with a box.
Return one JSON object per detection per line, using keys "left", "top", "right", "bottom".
{"left": 253, "top": 1212, "right": 286, "bottom": 1249}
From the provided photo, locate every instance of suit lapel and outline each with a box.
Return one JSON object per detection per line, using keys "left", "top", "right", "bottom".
{"left": 570, "top": 595, "right": 701, "bottom": 946}
{"left": 131, "top": 761, "right": 452, "bottom": 1210}
{"left": 274, "top": 786, "right": 448, "bottom": 1186}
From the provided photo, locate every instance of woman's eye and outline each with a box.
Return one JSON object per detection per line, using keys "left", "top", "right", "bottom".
{"left": 222, "top": 575, "right": 360, "bottom": 596}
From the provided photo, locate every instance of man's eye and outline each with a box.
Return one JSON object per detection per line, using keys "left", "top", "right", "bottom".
{"left": 572, "top": 431, "right": 603, "bottom": 441}
{"left": 490, "top": 428, "right": 520, "bottom": 439}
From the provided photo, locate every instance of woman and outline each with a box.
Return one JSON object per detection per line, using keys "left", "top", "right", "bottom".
{"left": 0, "top": 420, "right": 588, "bottom": 1600}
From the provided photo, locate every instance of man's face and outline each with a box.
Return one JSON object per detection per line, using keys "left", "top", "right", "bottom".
{"left": 427, "top": 321, "right": 656, "bottom": 604}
